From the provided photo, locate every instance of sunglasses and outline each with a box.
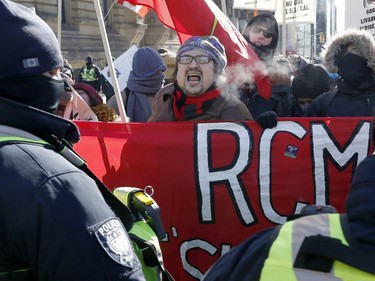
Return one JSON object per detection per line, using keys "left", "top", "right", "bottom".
{"left": 178, "top": 55, "right": 212, "bottom": 64}
{"left": 251, "top": 26, "right": 274, "bottom": 39}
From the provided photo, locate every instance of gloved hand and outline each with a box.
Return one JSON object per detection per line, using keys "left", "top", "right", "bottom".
{"left": 255, "top": 111, "right": 277, "bottom": 129}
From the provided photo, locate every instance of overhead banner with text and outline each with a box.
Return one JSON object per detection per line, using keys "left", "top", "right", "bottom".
{"left": 74, "top": 118, "right": 373, "bottom": 281}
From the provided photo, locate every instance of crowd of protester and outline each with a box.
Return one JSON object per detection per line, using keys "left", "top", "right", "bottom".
{"left": 59, "top": 12, "right": 375, "bottom": 124}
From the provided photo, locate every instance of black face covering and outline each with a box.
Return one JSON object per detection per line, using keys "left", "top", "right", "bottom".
{"left": 339, "top": 53, "right": 373, "bottom": 88}
{"left": 0, "top": 74, "right": 65, "bottom": 113}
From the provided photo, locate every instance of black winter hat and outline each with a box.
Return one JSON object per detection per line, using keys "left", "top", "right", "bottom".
{"left": 85, "top": 56, "right": 93, "bottom": 65}
{"left": 292, "top": 64, "right": 330, "bottom": 99}
{"left": 0, "top": 0, "right": 63, "bottom": 80}
{"left": 242, "top": 12, "right": 279, "bottom": 61}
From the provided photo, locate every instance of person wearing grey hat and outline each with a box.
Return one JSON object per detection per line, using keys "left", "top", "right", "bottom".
{"left": 306, "top": 28, "right": 375, "bottom": 117}
{"left": 148, "top": 35, "right": 253, "bottom": 122}
{"left": 108, "top": 47, "right": 167, "bottom": 122}
{"left": 0, "top": 0, "right": 145, "bottom": 280}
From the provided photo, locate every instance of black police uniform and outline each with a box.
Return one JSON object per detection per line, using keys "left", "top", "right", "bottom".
{"left": 0, "top": 96, "right": 145, "bottom": 281}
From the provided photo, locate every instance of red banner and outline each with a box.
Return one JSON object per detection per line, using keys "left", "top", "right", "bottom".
{"left": 74, "top": 118, "right": 373, "bottom": 280}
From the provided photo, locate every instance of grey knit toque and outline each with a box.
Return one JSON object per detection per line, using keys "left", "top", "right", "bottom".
{"left": 177, "top": 36, "right": 227, "bottom": 73}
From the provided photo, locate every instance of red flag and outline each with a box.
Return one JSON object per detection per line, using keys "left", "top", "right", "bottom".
{"left": 117, "top": 1, "right": 150, "bottom": 18}
{"left": 118, "top": 0, "right": 271, "bottom": 100}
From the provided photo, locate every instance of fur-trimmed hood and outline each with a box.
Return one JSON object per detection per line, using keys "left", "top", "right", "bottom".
{"left": 321, "top": 28, "right": 375, "bottom": 73}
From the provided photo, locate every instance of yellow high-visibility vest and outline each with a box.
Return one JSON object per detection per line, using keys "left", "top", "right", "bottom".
{"left": 80, "top": 66, "right": 98, "bottom": 82}
{"left": 260, "top": 213, "right": 375, "bottom": 281}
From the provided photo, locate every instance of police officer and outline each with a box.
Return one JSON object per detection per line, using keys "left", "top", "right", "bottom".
{"left": 0, "top": 1, "right": 145, "bottom": 280}
{"left": 203, "top": 128, "right": 375, "bottom": 280}
{"left": 78, "top": 56, "right": 102, "bottom": 92}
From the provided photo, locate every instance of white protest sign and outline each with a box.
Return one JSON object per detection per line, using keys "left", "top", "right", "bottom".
{"left": 275, "top": 0, "right": 315, "bottom": 24}
{"left": 345, "top": 0, "right": 375, "bottom": 36}
{"left": 101, "top": 45, "right": 138, "bottom": 91}
{"left": 233, "top": 0, "right": 315, "bottom": 24}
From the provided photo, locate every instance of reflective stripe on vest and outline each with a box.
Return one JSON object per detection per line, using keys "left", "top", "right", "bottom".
{"left": 0, "top": 267, "right": 33, "bottom": 280}
{"left": 0, "top": 125, "right": 48, "bottom": 145}
{"left": 260, "top": 214, "right": 375, "bottom": 281}
{"left": 0, "top": 126, "right": 85, "bottom": 168}
{"left": 81, "top": 67, "right": 98, "bottom": 82}
{"left": 0, "top": 136, "right": 46, "bottom": 144}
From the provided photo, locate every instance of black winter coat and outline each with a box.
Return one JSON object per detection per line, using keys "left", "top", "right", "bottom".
{"left": 0, "top": 97, "right": 144, "bottom": 281}
{"left": 306, "top": 78, "right": 375, "bottom": 117}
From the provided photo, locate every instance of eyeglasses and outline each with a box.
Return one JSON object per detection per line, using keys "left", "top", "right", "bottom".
{"left": 251, "top": 26, "right": 274, "bottom": 39}
{"left": 178, "top": 55, "right": 212, "bottom": 64}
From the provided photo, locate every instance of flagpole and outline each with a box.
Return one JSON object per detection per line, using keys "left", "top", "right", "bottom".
{"left": 57, "top": 0, "right": 62, "bottom": 47}
{"left": 93, "top": 0, "right": 129, "bottom": 123}
{"left": 220, "top": 0, "right": 227, "bottom": 15}
{"left": 282, "top": 0, "right": 286, "bottom": 58}
{"left": 254, "top": 0, "right": 257, "bottom": 16}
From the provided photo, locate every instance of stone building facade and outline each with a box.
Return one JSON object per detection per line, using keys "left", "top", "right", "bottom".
{"left": 11, "top": 0, "right": 336, "bottom": 70}
{"left": 13, "top": 0, "right": 179, "bottom": 75}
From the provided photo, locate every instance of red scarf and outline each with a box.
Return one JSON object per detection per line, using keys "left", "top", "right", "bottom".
{"left": 172, "top": 88, "right": 220, "bottom": 121}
